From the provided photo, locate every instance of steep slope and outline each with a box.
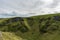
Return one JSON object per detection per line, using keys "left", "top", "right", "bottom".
{"left": 0, "top": 13, "right": 60, "bottom": 40}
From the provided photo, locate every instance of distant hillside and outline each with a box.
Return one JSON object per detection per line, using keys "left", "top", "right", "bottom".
{"left": 0, "top": 13, "right": 60, "bottom": 40}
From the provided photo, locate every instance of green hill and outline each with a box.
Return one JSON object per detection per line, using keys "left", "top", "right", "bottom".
{"left": 0, "top": 13, "right": 60, "bottom": 40}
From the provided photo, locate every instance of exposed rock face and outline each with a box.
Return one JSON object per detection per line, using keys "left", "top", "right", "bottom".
{"left": 53, "top": 16, "right": 60, "bottom": 21}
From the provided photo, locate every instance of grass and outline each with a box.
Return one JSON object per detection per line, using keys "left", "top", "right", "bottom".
{"left": 2, "top": 32, "right": 23, "bottom": 40}
{"left": 24, "top": 18, "right": 31, "bottom": 30}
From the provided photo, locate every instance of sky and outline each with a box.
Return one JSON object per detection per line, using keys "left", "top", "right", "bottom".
{"left": 0, "top": 0, "right": 60, "bottom": 18}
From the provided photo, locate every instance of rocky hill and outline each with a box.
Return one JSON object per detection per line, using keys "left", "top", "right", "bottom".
{"left": 0, "top": 13, "right": 60, "bottom": 40}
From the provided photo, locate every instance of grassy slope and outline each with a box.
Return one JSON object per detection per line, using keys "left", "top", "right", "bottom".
{"left": 23, "top": 19, "right": 31, "bottom": 30}
{"left": 0, "top": 13, "right": 60, "bottom": 40}
{"left": 2, "top": 32, "right": 23, "bottom": 40}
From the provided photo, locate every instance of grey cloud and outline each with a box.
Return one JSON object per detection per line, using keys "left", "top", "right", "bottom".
{"left": 0, "top": 0, "right": 60, "bottom": 18}
{"left": 48, "top": 0, "right": 60, "bottom": 8}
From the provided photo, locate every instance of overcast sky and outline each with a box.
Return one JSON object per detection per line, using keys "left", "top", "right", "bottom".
{"left": 0, "top": 0, "right": 60, "bottom": 18}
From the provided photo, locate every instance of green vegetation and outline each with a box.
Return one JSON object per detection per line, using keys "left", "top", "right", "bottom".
{"left": 0, "top": 13, "right": 60, "bottom": 40}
